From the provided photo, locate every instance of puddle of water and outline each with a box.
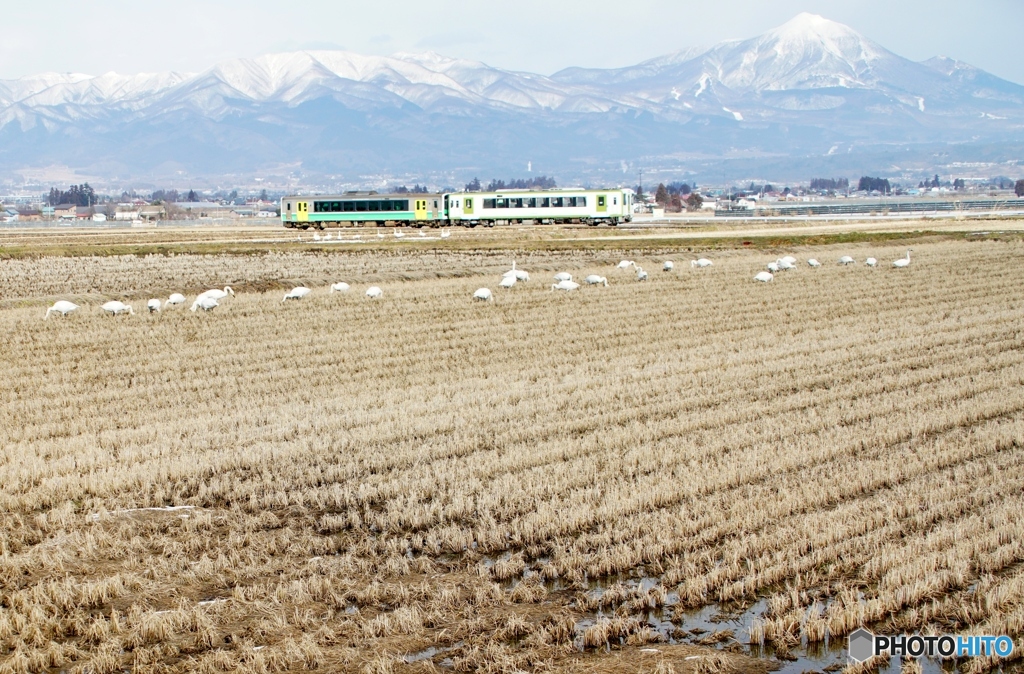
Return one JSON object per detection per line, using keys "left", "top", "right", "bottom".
{"left": 554, "top": 575, "right": 977, "bottom": 673}
{"left": 404, "top": 646, "right": 441, "bottom": 663}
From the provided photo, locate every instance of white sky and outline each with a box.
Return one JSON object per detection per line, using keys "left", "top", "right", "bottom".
{"left": 2, "top": 0, "right": 1022, "bottom": 83}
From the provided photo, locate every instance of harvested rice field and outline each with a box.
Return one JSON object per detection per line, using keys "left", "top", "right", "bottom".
{"left": 1, "top": 231, "right": 1022, "bottom": 674}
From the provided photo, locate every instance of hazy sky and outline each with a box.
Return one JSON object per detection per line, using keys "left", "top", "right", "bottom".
{"left": 3, "top": 0, "right": 1022, "bottom": 83}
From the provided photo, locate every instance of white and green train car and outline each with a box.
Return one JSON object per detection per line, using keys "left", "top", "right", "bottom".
{"left": 281, "top": 193, "right": 444, "bottom": 229}
{"left": 445, "top": 188, "right": 633, "bottom": 227}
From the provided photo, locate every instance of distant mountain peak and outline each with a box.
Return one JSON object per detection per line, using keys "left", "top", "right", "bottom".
{"left": 1, "top": 13, "right": 1022, "bottom": 182}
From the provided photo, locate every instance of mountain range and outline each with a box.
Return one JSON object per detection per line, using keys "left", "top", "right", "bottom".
{"left": 1, "top": 13, "right": 1022, "bottom": 187}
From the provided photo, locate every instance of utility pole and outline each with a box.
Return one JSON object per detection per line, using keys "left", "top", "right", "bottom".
{"left": 638, "top": 168, "right": 643, "bottom": 201}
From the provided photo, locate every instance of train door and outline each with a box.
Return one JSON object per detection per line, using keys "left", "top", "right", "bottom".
{"left": 414, "top": 199, "right": 427, "bottom": 221}
{"left": 597, "top": 194, "right": 608, "bottom": 213}
{"left": 464, "top": 197, "right": 474, "bottom": 216}
{"left": 296, "top": 201, "right": 309, "bottom": 223}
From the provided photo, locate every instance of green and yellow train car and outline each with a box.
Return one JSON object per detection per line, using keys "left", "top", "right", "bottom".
{"left": 281, "top": 193, "right": 444, "bottom": 229}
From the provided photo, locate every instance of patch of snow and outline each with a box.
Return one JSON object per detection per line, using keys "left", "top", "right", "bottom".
{"left": 827, "top": 145, "right": 839, "bottom": 155}
{"left": 88, "top": 505, "right": 197, "bottom": 521}
{"left": 694, "top": 74, "right": 710, "bottom": 98}
{"left": 670, "top": 87, "right": 681, "bottom": 100}
{"left": 917, "top": 97, "right": 925, "bottom": 112}
{"left": 683, "top": 102, "right": 693, "bottom": 108}
{"left": 722, "top": 106, "right": 743, "bottom": 121}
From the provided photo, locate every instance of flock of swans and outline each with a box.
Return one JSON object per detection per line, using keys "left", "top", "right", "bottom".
{"left": 753, "top": 249, "right": 912, "bottom": 282}
{"left": 473, "top": 257, "right": 701, "bottom": 299}
{"left": 41, "top": 249, "right": 915, "bottom": 318}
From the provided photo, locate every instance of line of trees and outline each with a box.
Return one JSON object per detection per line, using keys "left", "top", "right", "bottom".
{"left": 810, "top": 178, "right": 849, "bottom": 191}
{"left": 653, "top": 182, "right": 703, "bottom": 211}
{"left": 858, "top": 176, "right": 891, "bottom": 194}
{"left": 464, "top": 176, "right": 557, "bottom": 192}
{"left": 393, "top": 185, "right": 429, "bottom": 194}
{"left": 47, "top": 184, "right": 96, "bottom": 207}
{"left": 1017, "top": 179, "right": 1024, "bottom": 197}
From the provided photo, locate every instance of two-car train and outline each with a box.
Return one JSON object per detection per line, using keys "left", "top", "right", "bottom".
{"left": 281, "top": 188, "right": 633, "bottom": 229}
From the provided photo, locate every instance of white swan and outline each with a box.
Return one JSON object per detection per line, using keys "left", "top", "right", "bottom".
{"left": 893, "top": 250, "right": 912, "bottom": 268}
{"left": 780, "top": 256, "right": 798, "bottom": 266}
{"left": 394, "top": 230, "right": 405, "bottom": 238}
{"left": 554, "top": 272, "right": 572, "bottom": 282}
{"left": 663, "top": 261, "right": 674, "bottom": 271}
{"left": 366, "top": 286, "right": 383, "bottom": 298}
{"left": 504, "top": 261, "right": 530, "bottom": 281}
{"left": 636, "top": 268, "right": 648, "bottom": 281}
{"left": 190, "top": 296, "right": 219, "bottom": 312}
{"left": 147, "top": 299, "right": 162, "bottom": 313}
{"left": 499, "top": 275, "right": 517, "bottom": 288}
{"left": 102, "top": 301, "right": 134, "bottom": 315}
{"left": 313, "top": 233, "right": 321, "bottom": 241}
{"left": 617, "top": 260, "right": 636, "bottom": 269}
{"left": 440, "top": 229, "right": 451, "bottom": 238}
{"left": 283, "top": 287, "right": 311, "bottom": 301}
{"left": 166, "top": 293, "right": 186, "bottom": 306}
{"left": 330, "top": 282, "right": 350, "bottom": 293}
{"left": 753, "top": 271, "right": 774, "bottom": 282}
{"left": 551, "top": 280, "right": 580, "bottom": 291}
{"left": 777, "top": 258, "right": 796, "bottom": 271}
{"left": 767, "top": 262, "right": 780, "bottom": 273}
{"left": 691, "top": 258, "right": 713, "bottom": 268}
{"left": 807, "top": 259, "right": 821, "bottom": 267}
{"left": 473, "top": 288, "right": 493, "bottom": 301}
{"left": 584, "top": 275, "right": 608, "bottom": 286}
{"left": 866, "top": 257, "right": 877, "bottom": 267}
{"left": 45, "top": 300, "right": 79, "bottom": 319}
{"left": 418, "top": 231, "right": 426, "bottom": 237}
{"left": 198, "top": 287, "right": 234, "bottom": 301}
{"left": 838, "top": 256, "right": 855, "bottom": 265}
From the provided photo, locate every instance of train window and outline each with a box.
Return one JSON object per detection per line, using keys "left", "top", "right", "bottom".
{"left": 550, "top": 197, "right": 563, "bottom": 207}
{"left": 399, "top": 200, "right": 409, "bottom": 211}
{"left": 343, "top": 202, "right": 355, "bottom": 212}
{"left": 369, "top": 201, "right": 381, "bottom": 211}
{"left": 356, "top": 201, "right": 368, "bottom": 212}
{"left": 496, "top": 198, "right": 508, "bottom": 208}
{"left": 332, "top": 201, "right": 341, "bottom": 211}
{"left": 578, "top": 197, "right": 586, "bottom": 206}
{"left": 466, "top": 198, "right": 472, "bottom": 209}
{"left": 379, "top": 201, "right": 389, "bottom": 212}
{"left": 540, "top": 198, "right": 550, "bottom": 207}
{"left": 287, "top": 203, "right": 291, "bottom": 210}
{"left": 598, "top": 196, "right": 605, "bottom": 207}
{"left": 434, "top": 201, "right": 438, "bottom": 208}
{"left": 510, "top": 198, "right": 522, "bottom": 208}
{"left": 613, "top": 197, "right": 618, "bottom": 205}
{"left": 483, "top": 199, "right": 495, "bottom": 209}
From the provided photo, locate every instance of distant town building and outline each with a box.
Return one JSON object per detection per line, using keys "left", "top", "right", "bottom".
{"left": 54, "top": 204, "right": 77, "bottom": 219}
{"left": 139, "top": 205, "right": 166, "bottom": 221}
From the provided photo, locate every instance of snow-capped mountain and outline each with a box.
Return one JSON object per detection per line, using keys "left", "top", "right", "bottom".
{"left": 1, "top": 13, "right": 1022, "bottom": 182}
